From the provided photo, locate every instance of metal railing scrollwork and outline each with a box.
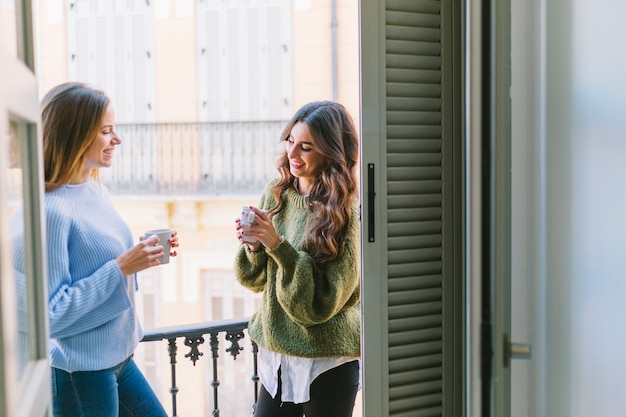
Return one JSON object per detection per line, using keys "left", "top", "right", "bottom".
{"left": 141, "top": 318, "right": 258, "bottom": 417}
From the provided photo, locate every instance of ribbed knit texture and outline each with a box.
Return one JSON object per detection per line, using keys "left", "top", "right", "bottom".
{"left": 11, "top": 180, "right": 141, "bottom": 372}
{"left": 234, "top": 181, "right": 361, "bottom": 358}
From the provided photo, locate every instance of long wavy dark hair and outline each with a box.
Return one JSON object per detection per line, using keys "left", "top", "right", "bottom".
{"left": 41, "top": 82, "right": 110, "bottom": 192}
{"left": 270, "top": 101, "right": 359, "bottom": 270}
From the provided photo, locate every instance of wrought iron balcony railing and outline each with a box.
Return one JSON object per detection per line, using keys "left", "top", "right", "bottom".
{"left": 101, "top": 121, "right": 286, "bottom": 197}
{"left": 141, "top": 318, "right": 258, "bottom": 417}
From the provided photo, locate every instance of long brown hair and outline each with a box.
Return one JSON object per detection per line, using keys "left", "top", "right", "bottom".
{"left": 271, "top": 101, "right": 358, "bottom": 269}
{"left": 41, "top": 82, "right": 111, "bottom": 192}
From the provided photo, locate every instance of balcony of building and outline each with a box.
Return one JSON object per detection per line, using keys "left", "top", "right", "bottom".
{"left": 140, "top": 319, "right": 364, "bottom": 417}
{"left": 7, "top": 120, "right": 287, "bottom": 201}
{"left": 102, "top": 121, "right": 286, "bottom": 198}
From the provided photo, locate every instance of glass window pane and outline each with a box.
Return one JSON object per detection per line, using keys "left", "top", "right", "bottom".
{"left": 570, "top": 1, "right": 626, "bottom": 415}
{"left": 4, "top": 116, "right": 29, "bottom": 381}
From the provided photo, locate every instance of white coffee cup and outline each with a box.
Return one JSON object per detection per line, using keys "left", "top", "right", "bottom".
{"left": 144, "top": 228, "right": 173, "bottom": 264}
{"left": 240, "top": 206, "right": 267, "bottom": 243}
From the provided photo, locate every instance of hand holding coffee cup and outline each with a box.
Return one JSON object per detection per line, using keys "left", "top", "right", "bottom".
{"left": 144, "top": 228, "right": 174, "bottom": 264}
{"left": 239, "top": 206, "right": 266, "bottom": 243}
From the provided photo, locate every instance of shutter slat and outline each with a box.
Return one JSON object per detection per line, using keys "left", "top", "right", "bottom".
{"left": 388, "top": 167, "right": 442, "bottom": 181}
{"left": 387, "top": 219, "right": 441, "bottom": 236}
{"left": 389, "top": 277, "right": 442, "bottom": 291}
{"left": 388, "top": 97, "right": 442, "bottom": 111}
{"left": 387, "top": 54, "right": 441, "bottom": 70}
{"left": 388, "top": 302, "right": 443, "bottom": 319}
{"left": 387, "top": 39, "right": 442, "bottom": 56}
{"left": 388, "top": 247, "right": 442, "bottom": 265}
{"left": 390, "top": 368, "right": 442, "bottom": 386}
{"left": 388, "top": 195, "right": 442, "bottom": 210}
{"left": 386, "top": 11, "right": 441, "bottom": 29}
{"left": 388, "top": 208, "right": 441, "bottom": 222}
{"left": 389, "top": 153, "right": 441, "bottom": 167}
{"left": 390, "top": 405, "right": 444, "bottom": 417}
{"left": 388, "top": 235, "right": 442, "bottom": 250}
{"left": 387, "top": 137, "right": 441, "bottom": 150}
{"left": 387, "top": 82, "right": 441, "bottom": 98}
{"left": 387, "top": 111, "right": 441, "bottom": 125}
{"left": 387, "top": 68, "right": 441, "bottom": 83}
{"left": 390, "top": 401, "right": 443, "bottom": 417}
{"left": 389, "top": 315, "right": 442, "bottom": 332}
{"left": 387, "top": 0, "right": 442, "bottom": 14}
{"left": 386, "top": 26, "right": 441, "bottom": 43}
{"left": 389, "top": 330, "right": 443, "bottom": 349}
{"left": 390, "top": 337, "right": 442, "bottom": 357}
{"left": 388, "top": 180, "right": 442, "bottom": 195}
{"left": 391, "top": 381, "right": 442, "bottom": 399}
{"left": 388, "top": 262, "right": 443, "bottom": 278}
{"left": 389, "top": 287, "right": 442, "bottom": 306}
{"left": 389, "top": 128, "right": 440, "bottom": 140}
{"left": 389, "top": 353, "right": 442, "bottom": 371}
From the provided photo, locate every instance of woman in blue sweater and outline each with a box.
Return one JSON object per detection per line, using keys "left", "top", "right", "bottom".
{"left": 234, "top": 101, "right": 360, "bottom": 417}
{"left": 13, "top": 82, "right": 177, "bottom": 416}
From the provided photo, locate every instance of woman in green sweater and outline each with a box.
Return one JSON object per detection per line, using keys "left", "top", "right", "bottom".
{"left": 234, "top": 101, "right": 360, "bottom": 417}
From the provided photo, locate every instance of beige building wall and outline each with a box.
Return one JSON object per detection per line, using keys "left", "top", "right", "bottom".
{"left": 33, "top": 1, "right": 360, "bottom": 416}
{"left": 154, "top": 5, "right": 198, "bottom": 122}
{"left": 293, "top": 0, "right": 359, "bottom": 124}
{"left": 34, "top": 0, "right": 68, "bottom": 97}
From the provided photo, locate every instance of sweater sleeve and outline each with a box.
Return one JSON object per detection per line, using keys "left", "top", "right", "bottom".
{"left": 46, "top": 201, "right": 133, "bottom": 340}
{"left": 234, "top": 246, "right": 269, "bottom": 292}
{"left": 269, "top": 206, "right": 360, "bottom": 327}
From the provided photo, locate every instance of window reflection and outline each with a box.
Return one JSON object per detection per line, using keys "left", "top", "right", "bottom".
{"left": 5, "top": 116, "right": 28, "bottom": 379}
{"left": 8, "top": 119, "right": 19, "bottom": 168}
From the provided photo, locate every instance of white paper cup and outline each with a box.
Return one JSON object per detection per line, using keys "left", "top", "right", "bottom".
{"left": 240, "top": 207, "right": 267, "bottom": 243}
{"left": 144, "top": 228, "right": 173, "bottom": 264}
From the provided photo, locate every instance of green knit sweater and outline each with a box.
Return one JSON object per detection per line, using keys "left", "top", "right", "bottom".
{"left": 234, "top": 183, "right": 361, "bottom": 358}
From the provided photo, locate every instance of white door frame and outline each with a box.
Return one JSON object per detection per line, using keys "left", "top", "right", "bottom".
{"left": 0, "top": 0, "right": 51, "bottom": 415}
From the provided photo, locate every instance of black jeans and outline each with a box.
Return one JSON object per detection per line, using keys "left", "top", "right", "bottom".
{"left": 254, "top": 360, "right": 360, "bottom": 417}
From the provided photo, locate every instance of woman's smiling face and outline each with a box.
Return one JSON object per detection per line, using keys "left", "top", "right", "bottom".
{"left": 69, "top": 103, "right": 120, "bottom": 184}
{"left": 80, "top": 104, "right": 121, "bottom": 175}
{"left": 285, "top": 121, "right": 325, "bottom": 195}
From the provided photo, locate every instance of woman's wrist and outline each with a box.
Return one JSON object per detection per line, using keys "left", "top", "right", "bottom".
{"left": 265, "top": 237, "right": 282, "bottom": 251}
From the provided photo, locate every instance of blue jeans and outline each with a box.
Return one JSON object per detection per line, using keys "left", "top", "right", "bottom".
{"left": 51, "top": 356, "right": 168, "bottom": 417}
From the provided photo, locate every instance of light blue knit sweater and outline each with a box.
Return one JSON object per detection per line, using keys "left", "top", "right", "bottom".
{"left": 11, "top": 180, "right": 141, "bottom": 372}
